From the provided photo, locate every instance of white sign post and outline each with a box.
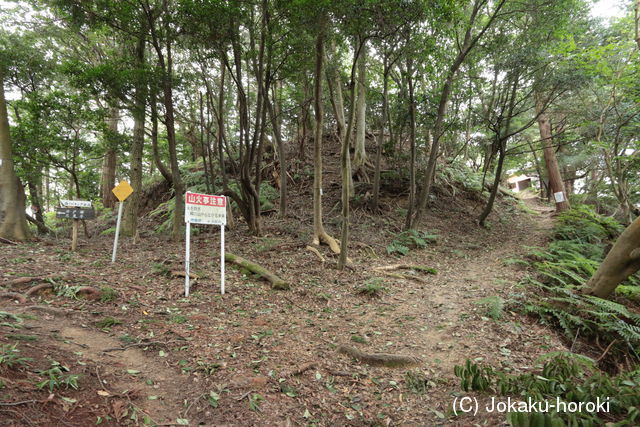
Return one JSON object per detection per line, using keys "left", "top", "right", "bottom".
{"left": 184, "top": 191, "right": 227, "bottom": 297}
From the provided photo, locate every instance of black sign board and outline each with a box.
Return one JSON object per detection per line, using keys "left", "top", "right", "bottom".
{"left": 56, "top": 207, "right": 95, "bottom": 220}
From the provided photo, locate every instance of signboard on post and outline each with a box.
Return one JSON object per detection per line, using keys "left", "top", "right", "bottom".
{"left": 184, "top": 191, "right": 227, "bottom": 297}
{"left": 111, "top": 180, "right": 134, "bottom": 263}
{"left": 56, "top": 201, "right": 93, "bottom": 251}
{"left": 60, "top": 200, "right": 93, "bottom": 208}
{"left": 56, "top": 207, "right": 95, "bottom": 220}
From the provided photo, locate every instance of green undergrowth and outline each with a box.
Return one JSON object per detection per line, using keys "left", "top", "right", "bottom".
{"left": 386, "top": 229, "right": 438, "bottom": 256}
{"left": 517, "top": 205, "right": 640, "bottom": 367}
{"left": 466, "top": 205, "right": 640, "bottom": 425}
{"left": 454, "top": 355, "right": 640, "bottom": 426}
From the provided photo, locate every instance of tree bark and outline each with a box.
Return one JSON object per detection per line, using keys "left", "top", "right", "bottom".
{"left": 312, "top": 24, "right": 340, "bottom": 253}
{"left": 583, "top": 216, "right": 640, "bottom": 298}
{"left": 535, "top": 93, "right": 569, "bottom": 212}
{"left": 122, "top": 33, "right": 146, "bottom": 237}
{"left": 352, "top": 40, "right": 368, "bottom": 181}
{"left": 327, "top": 40, "right": 346, "bottom": 142}
{"left": 100, "top": 107, "right": 118, "bottom": 209}
{"left": 0, "top": 70, "right": 30, "bottom": 241}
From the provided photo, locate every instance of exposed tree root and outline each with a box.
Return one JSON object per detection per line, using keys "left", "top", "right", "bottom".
{"left": 20, "top": 305, "right": 71, "bottom": 317}
{"left": 288, "top": 362, "right": 317, "bottom": 376}
{"left": 306, "top": 245, "right": 325, "bottom": 263}
{"left": 0, "top": 292, "right": 27, "bottom": 304}
{"left": 313, "top": 231, "right": 341, "bottom": 254}
{"left": 3, "top": 277, "right": 39, "bottom": 287}
{"left": 25, "top": 283, "right": 53, "bottom": 296}
{"left": 225, "top": 253, "right": 289, "bottom": 290}
{"left": 337, "top": 345, "right": 421, "bottom": 368}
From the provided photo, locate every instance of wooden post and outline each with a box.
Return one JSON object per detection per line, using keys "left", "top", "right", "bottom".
{"left": 71, "top": 219, "right": 79, "bottom": 251}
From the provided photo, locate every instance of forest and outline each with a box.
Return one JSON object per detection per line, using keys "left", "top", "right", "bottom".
{"left": 0, "top": 0, "right": 639, "bottom": 425}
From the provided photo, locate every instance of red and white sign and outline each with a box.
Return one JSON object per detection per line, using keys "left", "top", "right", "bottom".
{"left": 185, "top": 191, "right": 227, "bottom": 225}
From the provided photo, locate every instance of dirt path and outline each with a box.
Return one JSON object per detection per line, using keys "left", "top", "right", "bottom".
{"left": 0, "top": 196, "right": 567, "bottom": 425}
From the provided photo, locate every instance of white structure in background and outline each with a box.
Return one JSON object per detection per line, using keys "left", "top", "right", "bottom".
{"left": 507, "top": 174, "right": 535, "bottom": 192}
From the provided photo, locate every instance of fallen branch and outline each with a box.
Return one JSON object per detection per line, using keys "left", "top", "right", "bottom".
{"left": 103, "top": 341, "right": 170, "bottom": 353}
{"left": 373, "top": 264, "right": 437, "bottom": 274}
{"left": 337, "top": 345, "right": 421, "bottom": 368}
{"left": 0, "top": 237, "right": 17, "bottom": 245}
{"left": 0, "top": 293, "right": 27, "bottom": 304}
{"left": 0, "top": 400, "right": 37, "bottom": 406}
{"left": 225, "top": 253, "right": 289, "bottom": 290}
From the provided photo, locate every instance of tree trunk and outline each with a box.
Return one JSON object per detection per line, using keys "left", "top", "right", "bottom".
{"left": 404, "top": 59, "right": 416, "bottom": 230}
{"left": 27, "top": 177, "right": 45, "bottom": 229}
{"left": 371, "top": 57, "right": 389, "bottom": 211}
{"left": 0, "top": 71, "right": 30, "bottom": 241}
{"left": 327, "top": 40, "right": 346, "bottom": 142}
{"left": 412, "top": 0, "right": 506, "bottom": 227}
{"left": 535, "top": 93, "right": 569, "bottom": 212}
{"left": 122, "top": 34, "right": 146, "bottom": 238}
{"left": 150, "top": 88, "right": 172, "bottom": 184}
{"left": 101, "top": 107, "right": 118, "bottom": 209}
{"left": 352, "top": 40, "right": 368, "bottom": 181}
{"left": 268, "top": 84, "right": 287, "bottom": 218}
{"left": 312, "top": 24, "right": 340, "bottom": 253}
{"left": 478, "top": 139, "right": 506, "bottom": 227}
{"left": 583, "top": 216, "right": 640, "bottom": 298}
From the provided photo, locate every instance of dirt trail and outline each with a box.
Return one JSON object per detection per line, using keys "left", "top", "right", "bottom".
{"left": 0, "top": 195, "right": 568, "bottom": 425}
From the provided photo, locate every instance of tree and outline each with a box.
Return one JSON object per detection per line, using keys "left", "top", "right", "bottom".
{"left": 0, "top": 66, "right": 30, "bottom": 241}
{"left": 411, "top": 0, "right": 508, "bottom": 228}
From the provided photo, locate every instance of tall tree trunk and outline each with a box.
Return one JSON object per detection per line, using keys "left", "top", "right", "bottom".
{"left": 352, "top": 40, "right": 368, "bottom": 182}
{"left": 312, "top": 24, "right": 340, "bottom": 253}
{"left": 122, "top": 34, "right": 147, "bottom": 238}
{"left": 404, "top": 58, "right": 416, "bottom": 230}
{"left": 101, "top": 107, "right": 118, "bottom": 209}
{"left": 535, "top": 93, "right": 569, "bottom": 212}
{"left": 327, "top": 40, "right": 346, "bottom": 142}
{"left": 268, "top": 83, "right": 287, "bottom": 218}
{"left": 0, "top": 70, "right": 30, "bottom": 241}
{"left": 371, "top": 56, "right": 389, "bottom": 211}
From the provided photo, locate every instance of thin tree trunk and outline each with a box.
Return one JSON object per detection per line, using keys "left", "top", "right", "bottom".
{"left": 404, "top": 58, "right": 416, "bottom": 230}
{"left": 371, "top": 56, "right": 389, "bottom": 211}
{"left": 312, "top": 24, "right": 340, "bottom": 253}
{"left": 327, "top": 40, "right": 346, "bottom": 142}
{"left": 412, "top": 0, "right": 507, "bottom": 227}
{"left": 123, "top": 34, "right": 147, "bottom": 237}
{"left": 352, "top": 40, "right": 368, "bottom": 182}
{"left": 101, "top": 107, "right": 118, "bottom": 209}
{"left": 535, "top": 93, "right": 569, "bottom": 212}
{"left": 150, "top": 88, "right": 172, "bottom": 184}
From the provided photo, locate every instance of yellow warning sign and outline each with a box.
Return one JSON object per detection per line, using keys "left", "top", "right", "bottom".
{"left": 112, "top": 180, "right": 134, "bottom": 202}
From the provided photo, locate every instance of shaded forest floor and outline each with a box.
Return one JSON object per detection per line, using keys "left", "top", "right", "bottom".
{"left": 0, "top": 183, "right": 574, "bottom": 425}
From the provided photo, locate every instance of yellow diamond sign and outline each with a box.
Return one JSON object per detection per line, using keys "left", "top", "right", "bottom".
{"left": 112, "top": 180, "right": 134, "bottom": 202}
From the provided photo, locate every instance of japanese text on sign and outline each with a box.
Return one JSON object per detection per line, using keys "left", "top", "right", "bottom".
{"left": 185, "top": 192, "right": 226, "bottom": 225}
